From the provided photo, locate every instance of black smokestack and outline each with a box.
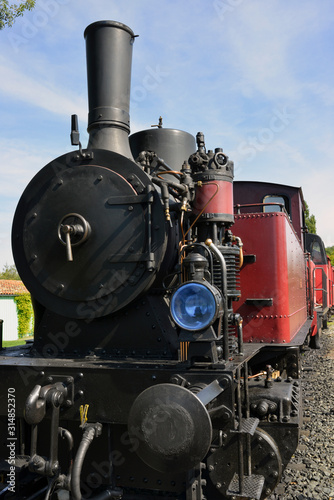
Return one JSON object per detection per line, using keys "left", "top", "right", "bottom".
{"left": 84, "top": 20, "right": 135, "bottom": 157}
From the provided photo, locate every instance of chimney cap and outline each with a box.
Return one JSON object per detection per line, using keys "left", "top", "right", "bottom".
{"left": 84, "top": 20, "right": 135, "bottom": 39}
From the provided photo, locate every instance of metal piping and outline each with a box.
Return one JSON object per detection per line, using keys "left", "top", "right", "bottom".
{"left": 205, "top": 239, "right": 229, "bottom": 360}
{"left": 233, "top": 235, "right": 244, "bottom": 268}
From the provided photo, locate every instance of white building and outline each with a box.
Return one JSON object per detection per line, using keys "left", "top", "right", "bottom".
{"left": 0, "top": 280, "right": 30, "bottom": 342}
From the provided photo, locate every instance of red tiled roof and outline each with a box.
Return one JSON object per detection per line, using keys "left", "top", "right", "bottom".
{"left": 0, "top": 280, "right": 29, "bottom": 296}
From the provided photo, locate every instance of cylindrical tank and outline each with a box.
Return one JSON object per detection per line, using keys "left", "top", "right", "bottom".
{"left": 84, "top": 20, "right": 135, "bottom": 157}
{"left": 192, "top": 151, "right": 234, "bottom": 225}
{"left": 129, "top": 128, "right": 196, "bottom": 170}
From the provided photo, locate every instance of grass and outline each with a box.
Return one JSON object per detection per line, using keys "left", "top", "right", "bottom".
{"left": 2, "top": 337, "right": 33, "bottom": 347}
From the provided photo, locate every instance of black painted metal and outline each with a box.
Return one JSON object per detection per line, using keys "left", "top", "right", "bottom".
{"left": 128, "top": 383, "right": 212, "bottom": 473}
{"left": 130, "top": 127, "right": 196, "bottom": 171}
{"left": 85, "top": 21, "right": 135, "bottom": 157}
{"left": 12, "top": 149, "right": 169, "bottom": 319}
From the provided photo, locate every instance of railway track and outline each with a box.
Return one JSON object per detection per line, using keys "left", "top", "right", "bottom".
{"left": 269, "top": 323, "right": 334, "bottom": 500}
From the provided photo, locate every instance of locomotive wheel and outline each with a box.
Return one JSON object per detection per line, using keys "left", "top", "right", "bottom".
{"left": 310, "top": 329, "right": 321, "bottom": 349}
{"left": 207, "top": 427, "right": 282, "bottom": 499}
{"left": 323, "top": 315, "right": 328, "bottom": 330}
{"left": 251, "top": 428, "right": 282, "bottom": 499}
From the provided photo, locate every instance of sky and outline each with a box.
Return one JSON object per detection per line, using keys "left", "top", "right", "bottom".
{"left": 0, "top": 0, "right": 334, "bottom": 267}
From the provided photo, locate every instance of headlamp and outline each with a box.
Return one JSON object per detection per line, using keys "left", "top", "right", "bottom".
{"left": 170, "top": 281, "right": 222, "bottom": 331}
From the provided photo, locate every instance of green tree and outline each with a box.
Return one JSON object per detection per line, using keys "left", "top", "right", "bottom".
{"left": 0, "top": 0, "right": 35, "bottom": 29}
{"left": 0, "top": 263, "right": 20, "bottom": 280}
{"left": 304, "top": 200, "right": 317, "bottom": 234}
{"left": 326, "top": 246, "right": 334, "bottom": 266}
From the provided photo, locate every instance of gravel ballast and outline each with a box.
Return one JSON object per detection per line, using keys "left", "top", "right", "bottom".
{"left": 269, "top": 323, "right": 334, "bottom": 500}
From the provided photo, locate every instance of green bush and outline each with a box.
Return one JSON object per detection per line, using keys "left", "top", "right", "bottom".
{"left": 14, "top": 294, "right": 33, "bottom": 338}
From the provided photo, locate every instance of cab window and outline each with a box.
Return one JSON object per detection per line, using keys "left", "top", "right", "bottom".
{"left": 305, "top": 234, "right": 327, "bottom": 265}
{"left": 310, "top": 241, "right": 324, "bottom": 264}
{"left": 263, "top": 195, "right": 289, "bottom": 214}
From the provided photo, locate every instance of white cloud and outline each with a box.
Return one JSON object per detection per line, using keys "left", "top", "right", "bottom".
{"left": 211, "top": 1, "right": 333, "bottom": 101}
{"left": 0, "top": 139, "right": 54, "bottom": 198}
{"left": 0, "top": 56, "right": 87, "bottom": 120}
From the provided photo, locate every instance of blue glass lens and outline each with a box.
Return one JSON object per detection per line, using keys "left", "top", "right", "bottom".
{"left": 171, "top": 282, "right": 217, "bottom": 331}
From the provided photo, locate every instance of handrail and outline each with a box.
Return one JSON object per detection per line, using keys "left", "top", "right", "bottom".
{"left": 305, "top": 254, "right": 314, "bottom": 318}
{"left": 313, "top": 267, "right": 328, "bottom": 310}
{"left": 234, "top": 202, "right": 285, "bottom": 215}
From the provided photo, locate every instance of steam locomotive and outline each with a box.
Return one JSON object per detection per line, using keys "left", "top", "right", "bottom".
{"left": 0, "top": 20, "right": 332, "bottom": 500}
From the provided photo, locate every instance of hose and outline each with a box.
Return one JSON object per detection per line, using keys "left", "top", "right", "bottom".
{"left": 44, "top": 476, "right": 58, "bottom": 500}
{"left": 71, "top": 426, "right": 97, "bottom": 500}
{"left": 90, "top": 489, "right": 122, "bottom": 500}
{"left": 71, "top": 425, "right": 120, "bottom": 500}
{"left": 58, "top": 426, "right": 74, "bottom": 488}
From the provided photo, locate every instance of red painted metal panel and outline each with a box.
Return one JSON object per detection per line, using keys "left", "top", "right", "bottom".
{"left": 313, "top": 257, "right": 334, "bottom": 310}
{"left": 234, "top": 181, "right": 305, "bottom": 244}
{"left": 329, "top": 260, "right": 334, "bottom": 309}
{"left": 193, "top": 180, "right": 233, "bottom": 216}
{"left": 233, "top": 212, "right": 307, "bottom": 343}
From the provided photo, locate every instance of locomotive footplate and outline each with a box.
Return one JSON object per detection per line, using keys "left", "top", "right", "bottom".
{"left": 0, "top": 354, "right": 234, "bottom": 498}
{"left": 0, "top": 354, "right": 237, "bottom": 424}
{"left": 0, "top": 350, "right": 299, "bottom": 499}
